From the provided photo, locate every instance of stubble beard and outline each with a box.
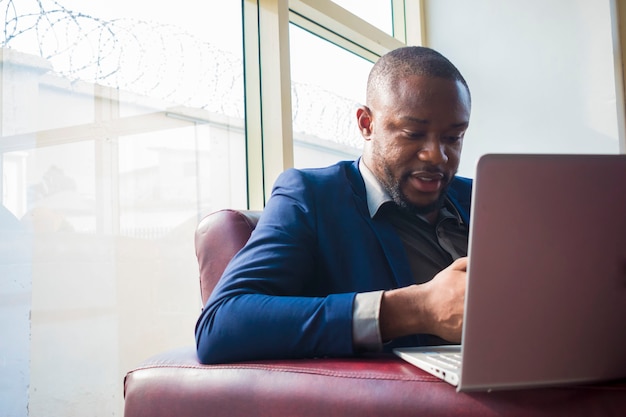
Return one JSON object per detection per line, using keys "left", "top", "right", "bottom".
{"left": 381, "top": 164, "right": 450, "bottom": 217}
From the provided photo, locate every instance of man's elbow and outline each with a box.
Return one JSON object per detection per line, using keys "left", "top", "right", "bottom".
{"left": 194, "top": 310, "right": 235, "bottom": 364}
{"left": 195, "top": 339, "right": 224, "bottom": 365}
{"left": 195, "top": 326, "right": 236, "bottom": 364}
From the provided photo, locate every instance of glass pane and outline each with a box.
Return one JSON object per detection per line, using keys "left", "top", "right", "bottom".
{"left": 331, "top": 0, "right": 393, "bottom": 35}
{"left": 289, "top": 24, "right": 373, "bottom": 168}
{"left": 0, "top": 1, "right": 245, "bottom": 416}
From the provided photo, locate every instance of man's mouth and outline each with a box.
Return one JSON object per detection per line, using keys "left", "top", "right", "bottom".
{"left": 409, "top": 172, "right": 445, "bottom": 193}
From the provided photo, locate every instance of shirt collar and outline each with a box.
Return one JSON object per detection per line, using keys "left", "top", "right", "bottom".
{"left": 358, "top": 158, "right": 463, "bottom": 225}
{"left": 358, "top": 159, "right": 393, "bottom": 218}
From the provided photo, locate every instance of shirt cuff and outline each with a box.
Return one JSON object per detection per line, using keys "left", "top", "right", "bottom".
{"left": 352, "top": 290, "right": 384, "bottom": 352}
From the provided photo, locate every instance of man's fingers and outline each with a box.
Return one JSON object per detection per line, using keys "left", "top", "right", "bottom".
{"left": 450, "top": 256, "right": 468, "bottom": 272}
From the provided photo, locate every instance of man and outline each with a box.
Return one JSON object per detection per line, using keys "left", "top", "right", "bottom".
{"left": 195, "top": 46, "right": 472, "bottom": 364}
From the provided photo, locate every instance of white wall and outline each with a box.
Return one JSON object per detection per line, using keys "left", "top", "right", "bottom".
{"left": 424, "top": 0, "right": 623, "bottom": 177}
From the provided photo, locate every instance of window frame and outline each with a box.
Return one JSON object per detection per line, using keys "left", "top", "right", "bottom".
{"left": 610, "top": 0, "right": 626, "bottom": 154}
{"left": 242, "top": 0, "right": 424, "bottom": 208}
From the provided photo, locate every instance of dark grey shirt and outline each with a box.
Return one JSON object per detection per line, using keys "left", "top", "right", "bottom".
{"left": 378, "top": 201, "right": 468, "bottom": 284}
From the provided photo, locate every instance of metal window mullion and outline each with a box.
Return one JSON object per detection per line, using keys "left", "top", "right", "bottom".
{"left": 392, "top": 0, "right": 426, "bottom": 46}
{"left": 391, "top": 0, "right": 407, "bottom": 43}
{"left": 288, "top": 12, "right": 381, "bottom": 63}
{"left": 243, "top": 0, "right": 294, "bottom": 209}
{"left": 289, "top": 0, "right": 404, "bottom": 59}
{"left": 243, "top": 0, "right": 265, "bottom": 209}
{"left": 611, "top": 0, "right": 626, "bottom": 153}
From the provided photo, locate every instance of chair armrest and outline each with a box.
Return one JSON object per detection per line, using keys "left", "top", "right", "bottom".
{"left": 124, "top": 347, "right": 626, "bottom": 417}
{"left": 195, "top": 209, "right": 262, "bottom": 304}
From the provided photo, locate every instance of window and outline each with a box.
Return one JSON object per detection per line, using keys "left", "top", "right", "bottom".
{"left": 289, "top": 24, "right": 372, "bottom": 168}
{"left": 243, "top": 0, "right": 407, "bottom": 206}
{"left": 1, "top": 1, "right": 244, "bottom": 415}
{"left": 331, "top": 0, "right": 393, "bottom": 34}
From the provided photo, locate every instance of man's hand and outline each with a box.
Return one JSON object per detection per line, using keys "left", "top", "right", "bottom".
{"left": 379, "top": 257, "right": 468, "bottom": 343}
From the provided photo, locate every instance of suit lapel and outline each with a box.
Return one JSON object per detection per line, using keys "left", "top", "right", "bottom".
{"left": 347, "top": 161, "right": 415, "bottom": 289}
{"left": 368, "top": 213, "right": 415, "bottom": 288}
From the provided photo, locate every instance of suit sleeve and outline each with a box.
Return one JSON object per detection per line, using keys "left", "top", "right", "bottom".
{"left": 195, "top": 169, "right": 357, "bottom": 364}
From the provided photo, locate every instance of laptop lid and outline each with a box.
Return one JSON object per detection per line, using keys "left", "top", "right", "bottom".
{"left": 458, "top": 153, "right": 626, "bottom": 391}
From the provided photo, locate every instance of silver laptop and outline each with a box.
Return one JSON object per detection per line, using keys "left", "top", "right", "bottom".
{"left": 394, "top": 153, "right": 626, "bottom": 392}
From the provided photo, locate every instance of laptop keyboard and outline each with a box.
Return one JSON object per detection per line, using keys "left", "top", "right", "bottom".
{"left": 425, "top": 352, "right": 462, "bottom": 370}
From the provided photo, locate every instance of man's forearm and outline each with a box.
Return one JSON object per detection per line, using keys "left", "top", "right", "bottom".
{"left": 379, "top": 257, "right": 468, "bottom": 343}
{"left": 379, "top": 285, "right": 430, "bottom": 341}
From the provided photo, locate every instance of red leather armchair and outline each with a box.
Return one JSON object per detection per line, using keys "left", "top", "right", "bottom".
{"left": 123, "top": 209, "right": 626, "bottom": 417}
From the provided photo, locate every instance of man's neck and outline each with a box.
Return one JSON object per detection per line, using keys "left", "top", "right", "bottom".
{"left": 421, "top": 210, "right": 439, "bottom": 224}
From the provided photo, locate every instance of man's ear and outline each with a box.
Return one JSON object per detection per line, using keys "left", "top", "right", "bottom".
{"left": 356, "top": 106, "right": 373, "bottom": 139}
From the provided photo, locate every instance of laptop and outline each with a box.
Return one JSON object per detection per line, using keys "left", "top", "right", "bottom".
{"left": 394, "top": 153, "right": 626, "bottom": 392}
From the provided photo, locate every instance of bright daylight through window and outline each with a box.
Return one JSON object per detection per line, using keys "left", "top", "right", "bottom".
{"left": 1, "top": 1, "right": 244, "bottom": 416}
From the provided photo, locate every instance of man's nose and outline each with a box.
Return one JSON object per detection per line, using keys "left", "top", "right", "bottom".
{"left": 417, "top": 138, "right": 448, "bottom": 164}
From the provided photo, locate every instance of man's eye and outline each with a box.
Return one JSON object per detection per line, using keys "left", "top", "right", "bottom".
{"left": 405, "top": 131, "right": 425, "bottom": 139}
{"left": 444, "top": 134, "right": 463, "bottom": 143}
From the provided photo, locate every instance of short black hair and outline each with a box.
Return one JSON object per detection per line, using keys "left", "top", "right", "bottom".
{"left": 366, "top": 46, "right": 470, "bottom": 104}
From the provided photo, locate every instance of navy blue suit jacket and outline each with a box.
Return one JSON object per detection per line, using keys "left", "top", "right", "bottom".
{"left": 195, "top": 160, "right": 472, "bottom": 364}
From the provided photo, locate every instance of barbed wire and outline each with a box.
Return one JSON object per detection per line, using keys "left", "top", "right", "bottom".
{"left": 1, "top": 0, "right": 362, "bottom": 149}
{"left": 2, "top": 0, "right": 245, "bottom": 117}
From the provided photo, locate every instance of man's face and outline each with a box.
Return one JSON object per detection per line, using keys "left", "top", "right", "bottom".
{"left": 359, "top": 75, "right": 471, "bottom": 217}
